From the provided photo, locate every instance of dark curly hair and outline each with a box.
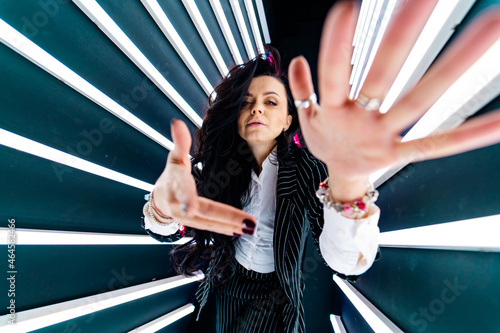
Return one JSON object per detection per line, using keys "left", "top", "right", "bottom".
{"left": 170, "top": 45, "right": 301, "bottom": 287}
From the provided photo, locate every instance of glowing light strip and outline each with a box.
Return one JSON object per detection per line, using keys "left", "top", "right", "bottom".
{"left": 0, "top": 275, "right": 204, "bottom": 332}
{"left": 209, "top": 0, "right": 244, "bottom": 65}
{"left": 72, "top": 0, "right": 202, "bottom": 127}
{"left": 244, "top": 0, "right": 265, "bottom": 55}
{"left": 352, "top": 0, "right": 370, "bottom": 54}
{"left": 230, "top": 0, "right": 256, "bottom": 59}
{"left": 0, "top": 19, "right": 175, "bottom": 150}
{"left": 351, "top": 0, "right": 397, "bottom": 99}
{"left": 353, "top": 0, "right": 399, "bottom": 99}
{"left": 333, "top": 275, "right": 404, "bottom": 333}
{"left": 380, "top": 0, "right": 475, "bottom": 113}
{"left": 0, "top": 128, "right": 154, "bottom": 192}
{"left": 128, "top": 304, "right": 195, "bottom": 332}
{"left": 141, "top": 0, "right": 214, "bottom": 96}
{"left": 0, "top": 228, "right": 191, "bottom": 245}
{"left": 182, "top": 0, "right": 229, "bottom": 76}
{"left": 379, "top": 214, "right": 500, "bottom": 252}
{"left": 330, "top": 315, "right": 347, "bottom": 333}
{"left": 350, "top": 0, "right": 377, "bottom": 85}
{"left": 349, "top": 0, "right": 376, "bottom": 85}
{"left": 402, "top": 40, "right": 500, "bottom": 141}
{"left": 371, "top": 40, "right": 500, "bottom": 187}
{"left": 255, "top": 0, "right": 271, "bottom": 44}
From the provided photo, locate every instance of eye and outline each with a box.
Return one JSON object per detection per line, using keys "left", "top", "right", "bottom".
{"left": 241, "top": 101, "right": 251, "bottom": 107}
{"left": 266, "top": 100, "right": 277, "bottom": 106}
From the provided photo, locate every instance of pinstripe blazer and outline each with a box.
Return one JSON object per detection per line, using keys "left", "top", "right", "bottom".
{"left": 142, "top": 146, "right": 359, "bottom": 333}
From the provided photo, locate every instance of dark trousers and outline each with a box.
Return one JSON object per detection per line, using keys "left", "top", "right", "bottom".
{"left": 215, "top": 262, "right": 288, "bottom": 332}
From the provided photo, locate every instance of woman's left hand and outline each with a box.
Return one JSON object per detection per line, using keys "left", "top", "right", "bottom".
{"left": 288, "top": 1, "right": 500, "bottom": 192}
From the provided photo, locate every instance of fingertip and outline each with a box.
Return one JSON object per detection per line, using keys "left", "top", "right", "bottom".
{"left": 290, "top": 55, "right": 306, "bottom": 66}
{"left": 289, "top": 58, "right": 314, "bottom": 101}
{"left": 290, "top": 56, "right": 309, "bottom": 73}
{"left": 170, "top": 119, "right": 192, "bottom": 155}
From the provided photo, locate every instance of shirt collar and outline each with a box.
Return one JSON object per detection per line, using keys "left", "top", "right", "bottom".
{"left": 252, "top": 146, "right": 278, "bottom": 183}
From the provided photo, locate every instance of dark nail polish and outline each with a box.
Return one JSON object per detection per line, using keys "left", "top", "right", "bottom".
{"left": 243, "top": 219, "right": 255, "bottom": 228}
{"left": 233, "top": 233, "right": 242, "bottom": 238}
{"left": 242, "top": 228, "right": 254, "bottom": 236}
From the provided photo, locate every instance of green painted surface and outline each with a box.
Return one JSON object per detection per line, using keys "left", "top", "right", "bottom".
{"left": 1, "top": 0, "right": 499, "bottom": 332}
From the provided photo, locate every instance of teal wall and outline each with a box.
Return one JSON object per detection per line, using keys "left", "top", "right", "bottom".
{"left": 1, "top": 0, "right": 499, "bottom": 332}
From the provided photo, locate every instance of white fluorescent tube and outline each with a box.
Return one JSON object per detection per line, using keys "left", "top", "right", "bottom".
{"left": 255, "top": 0, "right": 271, "bottom": 44}
{"left": 352, "top": 0, "right": 370, "bottom": 52}
{"left": 330, "top": 315, "right": 347, "bottom": 333}
{"left": 0, "top": 18, "right": 176, "bottom": 150}
{"left": 230, "top": 0, "right": 256, "bottom": 59}
{"left": 128, "top": 304, "right": 195, "bottom": 332}
{"left": 0, "top": 228, "right": 192, "bottom": 245}
{"left": 379, "top": 214, "right": 500, "bottom": 252}
{"left": 72, "top": 0, "right": 203, "bottom": 127}
{"left": 141, "top": 0, "right": 215, "bottom": 96}
{"left": 352, "top": 0, "right": 400, "bottom": 99}
{"left": 244, "top": 0, "right": 265, "bottom": 55}
{"left": 333, "top": 275, "right": 404, "bottom": 333}
{"left": 0, "top": 275, "right": 204, "bottom": 332}
{"left": 350, "top": 0, "right": 395, "bottom": 99}
{"left": 181, "top": 0, "right": 229, "bottom": 76}
{"left": 402, "top": 41, "right": 500, "bottom": 142}
{"left": 380, "top": 0, "right": 476, "bottom": 113}
{"left": 350, "top": 0, "right": 377, "bottom": 86}
{"left": 371, "top": 40, "right": 500, "bottom": 187}
{"left": 210, "top": 0, "right": 245, "bottom": 65}
{"left": 0, "top": 128, "right": 154, "bottom": 192}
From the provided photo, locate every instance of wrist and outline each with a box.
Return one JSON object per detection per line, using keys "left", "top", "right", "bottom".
{"left": 316, "top": 177, "right": 378, "bottom": 220}
{"left": 327, "top": 167, "right": 370, "bottom": 202}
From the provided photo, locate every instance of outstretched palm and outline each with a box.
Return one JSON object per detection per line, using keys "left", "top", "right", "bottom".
{"left": 289, "top": 1, "right": 500, "bottom": 182}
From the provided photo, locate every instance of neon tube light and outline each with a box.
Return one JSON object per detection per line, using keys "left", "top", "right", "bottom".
{"left": 0, "top": 18, "right": 177, "bottom": 150}
{"left": 141, "top": 0, "right": 214, "bottom": 96}
{"left": 72, "top": 0, "right": 203, "bottom": 127}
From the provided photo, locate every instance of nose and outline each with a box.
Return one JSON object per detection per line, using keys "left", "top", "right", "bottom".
{"left": 251, "top": 108, "right": 263, "bottom": 115}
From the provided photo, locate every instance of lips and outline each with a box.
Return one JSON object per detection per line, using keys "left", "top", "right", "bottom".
{"left": 247, "top": 119, "right": 265, "bottom": 126}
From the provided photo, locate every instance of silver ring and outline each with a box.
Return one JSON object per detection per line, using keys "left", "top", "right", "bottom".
{"left": 294, "top": 93, "right": 317, "bottom": 110}
{"left": 355, "top": 94, "right": 382, "bottom": 111}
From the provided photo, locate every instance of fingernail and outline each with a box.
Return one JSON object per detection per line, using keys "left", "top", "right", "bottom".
{"left": 170, "top": 118, "right": 179, "bottom": 125}
{"left": 242, "top": 228, "right": 254, "bottom": 236}
{"left": 243, "top": 219, "right": 255, "bottom": 228}
{"left": 233, "top": 233, "right": 242, "bottom": 238}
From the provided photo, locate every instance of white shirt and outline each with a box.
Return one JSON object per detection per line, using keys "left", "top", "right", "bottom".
{"left": 234, "top": 149, "right": 279, "bottom": 273}
{"left": 143, "top": 151, "right": 380, "bottom": 276}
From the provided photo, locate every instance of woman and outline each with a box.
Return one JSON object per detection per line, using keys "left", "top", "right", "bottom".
{"left": 144, "top": 46, "right": 380, "bottom": 332}
{"left": 143, "top": 2, "right": 500, "bottom": 332}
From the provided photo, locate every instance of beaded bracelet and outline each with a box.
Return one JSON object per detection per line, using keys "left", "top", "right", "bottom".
{"left": 316, "top": 178, "right": 379, "bottom": 219}
{"left": 145, "top": 191, "right": 176, "bottom": 225}
{"left": 148, "top": 199, "right": 179, "bottom": 226}
{"left": 150, "top": 190, "right": 174, "bottom": 220}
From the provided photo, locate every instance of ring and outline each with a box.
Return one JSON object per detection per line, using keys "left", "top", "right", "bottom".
{"left": 294, "top": 93, "right": 317, "bottom": 110}
{"left": 355, "top": 94, "right": 382, "bottom": 111}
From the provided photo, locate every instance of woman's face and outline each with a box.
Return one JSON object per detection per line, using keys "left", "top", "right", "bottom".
{"left": 237, "top": 76, "right": 292, "bottom": 149}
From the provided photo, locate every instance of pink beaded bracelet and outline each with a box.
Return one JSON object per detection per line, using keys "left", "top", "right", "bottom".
{"left": 316, "top": 178, "right": 379, "bottom": 219}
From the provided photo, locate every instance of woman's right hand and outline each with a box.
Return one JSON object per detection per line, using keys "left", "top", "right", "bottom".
{"left": 152, "top": 119, "right": 256, "bottom": 237}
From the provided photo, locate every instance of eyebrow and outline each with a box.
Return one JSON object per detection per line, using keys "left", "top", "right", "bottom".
{"left": 245, "top": 91, "right": 281, "bottom": 98}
